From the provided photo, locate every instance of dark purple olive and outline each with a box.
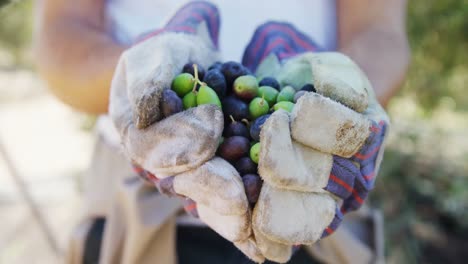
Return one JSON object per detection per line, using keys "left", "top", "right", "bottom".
{"left": 250, "top": 114, "right": 271, "bottom": 141}
{"left": 204, "top": 69, "right": 227, "bottom": 98}
{"left": 242, "top": 174, "right": 262, "bottom": 204}
{"left": 161, "top": 89, "right": 183, "bottom": 117}
{"left": 182, "top": 63, "right": 205, "bottom": 81}
{"left": 218, "top": 136, "right": 250, "bottom": 162}
{"left": 221, "top": 61, "right": 249, "bottom": 88}
{"left": 259, "top": 77, "right": 280, "bottom": 90}
{"left": 208, "top": 61, "right": 223, "bottom": 71}
{"left": 224, "top": 120, "right": 250, "bottom": 138}
{"left": 235, "top": 157, "right": 258, "bottom": 175}
{"left": 301, "top": 84, "right": 316, "bottom": 92}
{"left": 221, "top": 96, "right": 249, "bottom": 121}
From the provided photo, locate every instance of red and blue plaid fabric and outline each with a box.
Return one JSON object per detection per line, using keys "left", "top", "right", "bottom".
{"left": 183, "top": 198, "right": 199, "bottom": 218}
{"left": 242, "top": 21, "right": 321, "bottom": 72}
{"left": 136, "top": 1, "right": 220, "bottom": 47}
{"left": 131, "top": 163, "right": 159, "bottom": 184}
{"left": 322, "top": 121, "right": 388, "bottom": 237}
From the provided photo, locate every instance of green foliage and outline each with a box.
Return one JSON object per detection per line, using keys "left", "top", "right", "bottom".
{"left": 0, "top": 0, "right": 12, "bottom": 8}
{"left": 371, "top": 101, "right": 468, "bottom": 262}
{"left": 402, "top": 0, "right": 468, "bottom": 112}
{"left": 0, "top": 0, "right": 33, "bottom": 65}
{"left": 376, "top": 1, "right": 468, "bottom": 261}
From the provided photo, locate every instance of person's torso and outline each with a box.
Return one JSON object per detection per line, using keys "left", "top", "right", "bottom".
{"left": 105, "top": 0, "right": 337, "bottom": 61}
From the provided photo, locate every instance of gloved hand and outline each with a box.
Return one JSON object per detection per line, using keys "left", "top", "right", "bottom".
{"left": 109, "top": 2, "right": 264, "bottom": 262}
{"left": 134, "top": 167, "right": 265, "bottom": 263}
{"left": 241, "top": 22, "right": 389, "bottom": 263}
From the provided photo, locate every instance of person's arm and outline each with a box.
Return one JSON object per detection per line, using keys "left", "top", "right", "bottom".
{"left": 34, "top": 0, "right": 127, "bottom": 113}
{"left": 337, "top": 0, "right": 410, "bottom": 107}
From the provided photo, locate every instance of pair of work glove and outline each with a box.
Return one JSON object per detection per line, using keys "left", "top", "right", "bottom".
{"left": 109, "top": 2, "right": 259, "bottom": 261}
{"left": 109, "top": 2, "right": 389, "bottom": 263}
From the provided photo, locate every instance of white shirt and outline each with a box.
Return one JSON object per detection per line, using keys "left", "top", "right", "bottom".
{"left": 105, "top": 0, "right": 337, "bottom": 61}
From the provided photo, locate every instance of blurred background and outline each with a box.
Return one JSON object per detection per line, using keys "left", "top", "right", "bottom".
{"left": 0, "top": 0, "right": 466, "bottom": 263}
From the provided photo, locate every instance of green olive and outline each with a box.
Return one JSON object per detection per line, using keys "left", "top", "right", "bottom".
{"left": 172, "top": 73, "right": 195, "bottom": 97}
{"left": 196, "top": 85, "right": 222, "bottom": 108}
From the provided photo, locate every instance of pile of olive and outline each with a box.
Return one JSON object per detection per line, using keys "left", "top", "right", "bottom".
{"left": 162, "top": 61, "right": 315, "bottom": 206}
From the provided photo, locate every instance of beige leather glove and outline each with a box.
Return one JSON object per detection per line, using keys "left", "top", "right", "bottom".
{"left": 252, "top": 52, "right": 390, "bottom": 263}
{"left": 109, "top": 2, "right": 263, "bottom": 262}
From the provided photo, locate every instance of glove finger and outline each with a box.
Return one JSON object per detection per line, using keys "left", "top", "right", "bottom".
{"left": 256, "top": 52, "right": 369, "bottom": 112}
{"left": 132, "top": 67, "right": 171, "bottom": 129}
{"left": 197, "top": 203, "right": 251, "bottom": 242}
{"left": 123, "top": 105, "right": 223, "bottom": 178}
{"left": 122, "top": 38, "right": 182, "bottom": 129}
{"left": 234, "top": 237, "right": 266, "bottom": 263}
{"left": 307, "top": 52, "right": 370, "bottom": 113}
{"left": 252, "top": 225, "right": 292, "bottom": 263}
{"left": 173, "top": 157, "right": 249, "bottom": 216}
{"left": 253, "top": 182, "right": 335, "bottom": 245}
{"left": 291, "top": 92, "right": 371, "bottom": 158}
{"left": 108, "top": 37, "right": 180, "bottom": 132}
{"left": 258, "top": 110, "right": 332, "bottom": 192}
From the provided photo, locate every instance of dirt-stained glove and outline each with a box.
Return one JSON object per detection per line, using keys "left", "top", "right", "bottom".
{"left": 109, "top": 2, "right": 263, "bottom": 262}
{"left": 110, "top": 2, "right": 222, "bottom": 177}
{"left": 240, "top": 22, "right": 390, "bottom": 263}
{"left": 132, "top": 163, "right": 264, "bottom": 263}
